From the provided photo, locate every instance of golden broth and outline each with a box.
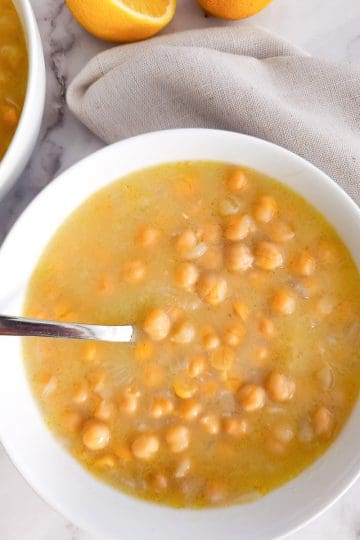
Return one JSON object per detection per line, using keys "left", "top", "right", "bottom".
{"left": 23, "top": 161, "right": 360, "bottom": 508}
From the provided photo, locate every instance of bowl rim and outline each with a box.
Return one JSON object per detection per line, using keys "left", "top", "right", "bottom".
{"left": 0, "top": 128, "right": 359, "bottom": 540}
{"left": 0, "top": 0, "right": 46, "bottom": 198}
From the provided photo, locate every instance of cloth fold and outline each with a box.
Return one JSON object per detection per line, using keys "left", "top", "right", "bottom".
{"left": 67, "top": 27, "right": 360, "bottom": 204}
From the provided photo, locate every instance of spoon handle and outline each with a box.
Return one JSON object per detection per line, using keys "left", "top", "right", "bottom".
{"left": 0, "top": 315, "right": 134, "bottom": 343}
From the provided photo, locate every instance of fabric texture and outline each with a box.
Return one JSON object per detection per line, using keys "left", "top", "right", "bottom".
{"left": 67, "top": 27, "right": 360, "bottom": 204}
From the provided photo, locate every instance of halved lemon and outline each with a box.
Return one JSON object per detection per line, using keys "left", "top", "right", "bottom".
{"left": 66, "top": 0, "right": 176, "bottom": 42}
{"left": 197, "top": 0, "right": 272, "bottom": 20}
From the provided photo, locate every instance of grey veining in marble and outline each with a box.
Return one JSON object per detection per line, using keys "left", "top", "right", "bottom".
{"left": 1, "top": 0, "right": 360, "bottom": 538}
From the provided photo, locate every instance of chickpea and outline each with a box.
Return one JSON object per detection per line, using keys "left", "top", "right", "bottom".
{"left": 249, "top": 270, "right": 267, "bottom": 290}
{"left": 292, "top": 252, "right": 316, "bottom": 277}
{"left": 225, "top": 243, "right": 254, "bottom": 272}
{"left": 132, "top": 433, "right": 159, "bottom": 460}
{"left": 175, "top": 456, "right": 191, "bottom": 478}
{"left": 150, "top": 472, "right": 168, "bottom": 492}
{"left": 114, "top": 442, "right": 133, "bottom": 462}
{"left": 200, "top": 414, "right": 221, "bottom": 435}
{"left": 88, "top": 369, "right": 106, "bottom": 394}
{"left": 118, "top": 388, "right": 139, "bottom": 414}
{"left": 318, "top": 241, "right": 337, "bottom": 264}
{"left": 96, "top": 275, "right": 116, "bottom": 296}
{"left": 224, "top": 378, "right": 243, "bottom": 393}
{"left": 205, "top": 480, "right": 228, "bottom": 504}
{"left": 202, "top": 327, "right": 220, "bottom": 350}
{"left": 254, "top": 196, "right": 277, "bottom": 223}
{"left": 224, "top": 214, "right": 255, "bottom": 241}
{"left": 259, "top": 317, "right": 275, "bottom": 337}
{"left": 175, "top": 229, "right": 197, "bottom": 255}
{"left": 232, "top": 300, "right": 249, "bottom": 321}
{"left": 197, "top": 272, "right": 227, "bottom": 305}
{"left": 188, "top": 356, "right": 207, "bottom": 378}
{"left": 227, "top": 169, "right": 248, "bottom": 192}
{"left": 82, "top": 420, "right": 110, "bottom": 451}
{"left": 136, "top": 225, "right": 161, "bottom": 248}
{"left": 150, "top": 397, "right": 174, "bottom": 418}
{"left": 171, "top": 320, "right": 196, "bottom": 344}
{"left": 201, "top": 379, "right": 219, "bottom": 397}
{"left": 210, "top": 346, "right": 235, "bottom": 371}
{"left": 180, "top": 400, "right": 202, "bottom": 421}
{"left": 271, "top": 290, "right": 296, "bottom": 315}
{"left": 219, "top": 197, "right": 241, "bottom": 217}
{"left": 123, "top": 259, "right": 146, "bottom": 283}
{"left": 272, "top": 421, "right": 294, "bottom": 443}
{"left": 266, "top": 437, "right": 287, "bottom": 455}
{"left": 253, "top": 346, "right": 269, "bottom": 365}
{"left": 143, "top": 308, "right": 171, "bottom": 341}
{"left": 94, "top": 399, "right": 116, "bottom": 422}
{"left": 174, "top": 262, "right": 199, "bottom": 288}
{"left": 313, "top": 406, "right": 334, "bottom": 437}
{"left": 266, "top": 372, "right": 295, "bottom": 402}
{"left": 94, "top": 454, "right": 117, "bottom": 469}
{"left": 41, "top": 374, "right": 57, "bottom": 396}
{"left": 173, "top": 377, "right": 198, "bottom": 399}
{"left": 268, "top": 220, "right": 295, "bottom": 243}
{"left": 222, "top": 324, "right": 245, "bottom": 347}
{"left": 223, "top": 416, "right": 247, "bottom": 437}
{"left": 237, "top": 384, "right": 266, "bottom": 412}
{"left": 72, "top": 382, "right": 89, "bottom": 404}
{"left": 255, "top": 241, "right": 283, "bottom": 270}
{"left": 63, "top": 410, "right": 82, "bottom": 433}
{"left": 165, "top": 425, "right": 190, "bottom": 453}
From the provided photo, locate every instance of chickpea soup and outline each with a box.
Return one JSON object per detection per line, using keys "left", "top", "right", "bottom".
{"left": 0, "top": 0, "right": 28, "bottom": 159}
{"left": 23, "top": 161, "right": 360, "bottom": 508}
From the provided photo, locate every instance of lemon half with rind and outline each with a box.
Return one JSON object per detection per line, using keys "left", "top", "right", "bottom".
{"left": 66, "top": 0, "right": 176, "bottom": 42}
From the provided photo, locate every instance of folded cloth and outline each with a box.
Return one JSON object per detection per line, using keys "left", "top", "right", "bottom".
{"left": 67, "top": 27, "right": 360, "bottom": 204}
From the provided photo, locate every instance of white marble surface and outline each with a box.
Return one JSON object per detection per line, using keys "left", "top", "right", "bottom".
{"left": 1, "top": 0, "right": 360, "bottom": 538}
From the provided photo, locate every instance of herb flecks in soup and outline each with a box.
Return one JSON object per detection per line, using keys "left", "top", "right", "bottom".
{"left": 0, "top": 0, "right": 28, "bottom": 159}
{"left": 23, "top": 162, "right": 360, "bottom": 508}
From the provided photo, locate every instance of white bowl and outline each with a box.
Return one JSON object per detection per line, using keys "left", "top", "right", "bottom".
{"left": 0, "top": 129, "right": 359, "bottom": 540}
{"left": 0, "top": 0, "right": 45, "bottom": 197}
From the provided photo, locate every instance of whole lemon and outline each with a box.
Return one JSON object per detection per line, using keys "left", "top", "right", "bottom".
{"left": 197, "top": 0, "right": 272, "bottom": 20}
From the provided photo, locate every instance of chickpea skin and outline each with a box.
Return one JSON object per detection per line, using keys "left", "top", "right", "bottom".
{"left": 118, "top": 388, "right": 139, "bottom": 414}
{"left": 136, "top": 225, "right": 160, "bottom": 248}
{"left": 72, "top": 381, "right": 89, "bottom": 404}
{"left": 255, "top": 241, "right": 283, "bottom": 270}
{"left": 82, "top": 420, "right": 110, "bottom": 451}
{"left": 174, "top": 262, "right": 199, "bottom": 289}
{"left": 222, "top": 324, "right": 245, "bottom": 347}
{"left": 271, "top": 290, "right": 296, "bottom": 315}
{"left": 132, "top": 434, "right": 159, "bottom": 460}
{"left": 237, "top": 384, "right": 266, "bottom": 412}
{"left": 165, "top": 425, "right": 190, "bottom": 453}
{"left": 224, "top": 214, "right": 255, "bottom": 241}
{"left": 266, "top": 372, "right": 295, "bottom": 402}
{"left": 225, "top": 243, "right": 254, "bottom": 272}
{"left": 227, "top": 169, "right": 248, "bottom": 192}
{"left": 202, "top": 327, "right": 220, "bottom": 350}
{"left": 259, "top": 317, "right": 275, "bottom": 337}
{"left": 143, "top": 308, "right": 171, "bottom": 341}
{"left": 95, "top": 399, "right": 116, "bottom": 422}
{"left": 175, "top": 456, "right": 191, "bottom": 478}
{"left": 173, "top": 377, "right": 198, "bottom": 399}
{"left": 197, "top": 272, "right": 227, "bottom": 306}
{"left": 313, "top": 406, "right": 334, "bottom": 437}
{"left": 150, "top": 472, "right": 168, "bottom": 492}
{"left": 123, "top": 259, "right": 146, "bottom": 283}
{"left": 254, "top": 196, "right": 278, "bottom": 223}
{"left": 232, "top": 300, "right": 249, "bottom": 321}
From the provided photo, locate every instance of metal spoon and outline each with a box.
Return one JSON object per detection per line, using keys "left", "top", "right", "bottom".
{"left": 0, "top": 314, "right": 134, "bottom": 343}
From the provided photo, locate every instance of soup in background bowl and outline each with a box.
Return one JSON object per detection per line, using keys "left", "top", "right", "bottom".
{"left": 0, "top": 129, "right": 359, "bottom": 540}
{"left": 0, "top": 0, "right": 45, "bottom": 197}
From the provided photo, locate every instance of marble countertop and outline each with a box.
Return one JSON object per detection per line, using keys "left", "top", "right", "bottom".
{"left": 1, "top": 0, "right": 360, "bottom": 538}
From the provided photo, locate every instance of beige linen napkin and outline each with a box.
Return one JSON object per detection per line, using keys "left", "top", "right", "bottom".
{"left": 67, "top": 27, "right": 360, "bottom": 204}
